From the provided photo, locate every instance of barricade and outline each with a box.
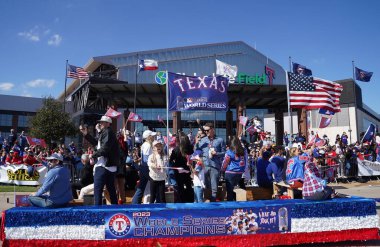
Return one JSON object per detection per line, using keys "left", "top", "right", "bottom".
{"left": 3, "top": 197, "right": 377, "bottom": 246}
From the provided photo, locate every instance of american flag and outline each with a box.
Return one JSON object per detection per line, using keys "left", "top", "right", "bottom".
{"left": 67, "top": 64, "right": 89, "bottom": 79}
{"left": 288, "top": 72, "right": 343, "bottom": 112}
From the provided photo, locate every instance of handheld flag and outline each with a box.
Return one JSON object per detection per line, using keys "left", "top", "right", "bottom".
{"left": 319, "top": 116, "right": 332, "bottom": 128}
{"left": 127, "top": 112, "right": 143, "bottom": 122}
{"left": 355, "top": 67, "right": 373, "bottom": 82}
{"left": 105, "top": 108, "right": 121, "bottom": 119}
{"left": 239, "top": 116, "right": 248, "bottom": 126}
{"left": 292, "top": 62, "right": 312, "bottom": 76}
{"left": 25, "top": 136, "right": 47, "bottom": 148}
{"left": 67, "top": 64, "right": 89, "bottom": 79}
{"left": 138, "top": 59, "right": 158, "bottom": 71}
{"left": 361, "top": 123, "right": 376, "bottom": 143}
{"left": 288, "top": 72, "right": 343, "bottom": 112}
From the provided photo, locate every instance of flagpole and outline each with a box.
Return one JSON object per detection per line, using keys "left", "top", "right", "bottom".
{"left": 166, "top": 71, "right": 170, "bottom": 155}
{"left": 352, "top": 60, "right": 355, "bottom": 80}
{"left": 352, "top": 60, "right": 359, "bottom": 142}
{"left": 287, "top": 56, "right": 293, "bottom": 145}
{"left": 63, "top": 60, "right": 68, "bottom": 113}
{"left": 132, "top": 54, "right": 139, "bottom": 149}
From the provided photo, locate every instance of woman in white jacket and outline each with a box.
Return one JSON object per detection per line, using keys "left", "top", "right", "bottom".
{"left": 148, "top": 140, "right": 167, "bottom": 203}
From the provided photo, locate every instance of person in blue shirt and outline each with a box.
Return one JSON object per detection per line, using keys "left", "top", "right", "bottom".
{"left": 256, "top": 151, "right": 272, "bottom": 188}
{"left": 195, "top": 122, "right": 226, "bottom": 202}
{"left": 221, "top": 136, "right": 246, "bottom": 201}
{"left": 285, "top": 147, "right": 305, "bottom": 188}
{"left": 29, "top": 153, "right": 73, "bottom": 208}
{"left": 267, "top": 146, "right": 286, "bottom": 183}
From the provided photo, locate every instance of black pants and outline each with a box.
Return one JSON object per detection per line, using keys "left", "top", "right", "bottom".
{"left": 94, "top": 166, "right": 117, "bottom": 205}
{"left": 71, "top": 182, "right": 83, "bottom": 199}
{"left": 149, "top": 178, "right": 166, "bottom": 203}
{"left": 176, "top": 172, "right": 194, "bottom": 203}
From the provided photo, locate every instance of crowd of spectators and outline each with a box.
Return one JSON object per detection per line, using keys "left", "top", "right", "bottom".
{"left": 1, "top": 120, "right": 380, "bottom": 205}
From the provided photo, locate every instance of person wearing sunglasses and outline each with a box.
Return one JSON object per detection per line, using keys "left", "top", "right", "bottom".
{"left": 28, "top": 153, "right": 72, "bottom": 208}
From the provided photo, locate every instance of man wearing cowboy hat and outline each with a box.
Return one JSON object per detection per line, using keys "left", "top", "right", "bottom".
{"left": 79, "top": 115, "right": 119, "bottom": 205}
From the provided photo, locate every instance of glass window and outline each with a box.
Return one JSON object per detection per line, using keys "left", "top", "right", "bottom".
{"left": 18, "top": 115, "right": 32, "bottom": 127}
{"left": 0, "top": 114, "right": 12, "bottom": 126}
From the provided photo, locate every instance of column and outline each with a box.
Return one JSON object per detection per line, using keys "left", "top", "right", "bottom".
{"left": 172, "top": 111, "right": 181, "bottom": 134}
{"left": 275, "top": 109, "right": 284, "bottom": 145}
{"left": 236, "top": 101, "right": 245, "bottom": 138}
{"left": 297, "top": 108, "right": 307, "bottom": 141}
{"left": 226, "top": 110, "right": 233, "bottom": 141}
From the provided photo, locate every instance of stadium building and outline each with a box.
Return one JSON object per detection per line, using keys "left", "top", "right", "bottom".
{"left": 58, "top": 41, "right": 379, "bottom": 145}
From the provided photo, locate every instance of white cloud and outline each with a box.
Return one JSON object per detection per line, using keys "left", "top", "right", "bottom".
{"left": 26, "top": 79, "right": 56, "bottom": 88}
{"left": 48, "top": 34, "right": 62, "bottom": 46}
{"left": 18, "top": 25, "right": 40, "bottom": 42}
{"left": 0, "top": 82, "right": 14, "bottom": 91}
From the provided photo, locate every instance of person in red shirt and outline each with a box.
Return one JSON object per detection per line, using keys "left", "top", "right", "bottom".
{"left": 23, "top": 150, "right": 38, "bottom": 165}
{"left": 325, "top": 146, "right": 338, "bottom": 182}
{"left": 8, "top": 151, "right": 23, "bottom": 164}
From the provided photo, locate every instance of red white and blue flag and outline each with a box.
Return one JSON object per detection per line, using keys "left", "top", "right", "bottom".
{"left": 105, "top": 108, "right": 121, "bottom": 119}
{"left": 25, "top": 136, "right": 47, "bottom": 148}
{"left": 138, "top": 59, "right": 158, "bottom": 71}
{"left": 288, "top": 72, "right": 343, "bottom": 112}
{"left": 127, "top": 112, "right": 143, "bottom": 122}
{"left": 239, "top": 116, "right": 248, "bottom": 126}
{"left": 67, "top": 64, "right": 89, "bottom": 79}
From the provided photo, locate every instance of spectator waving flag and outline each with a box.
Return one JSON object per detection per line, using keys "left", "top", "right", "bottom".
{"left": 355, "top": 67, "right": 373, "bottom": 82}
{"left": 127, "top": 112, "right": 143, "bottom": 122}
{"left": 292, "top": 62, "right": 312, "bottom": 76}
{"left": 67, "top": 64, "right": 89, "bottom": 79}
{"left": 361, "top": 123, "right": 376, "bottom": 143}
{"left": 288, "top": 72, "right": 343, "bottom": 112}
{"left": 105, "top": 108, "right": 121, "bottom": 119}
{"left": 138, "top": 59, "right": 158, "bottom": 72}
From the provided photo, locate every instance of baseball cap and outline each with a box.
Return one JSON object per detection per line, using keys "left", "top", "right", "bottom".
{"left": 97, "top": 115, "right": 112, "bottom": 123}
{"left": 142, "top": 130, "right": 157, "bottom": 139}
{"left": 46, "top": 153, "right": 63, "bottom": 161}
{"left": 190, "top": 150, "right": 203, "bottom": 160}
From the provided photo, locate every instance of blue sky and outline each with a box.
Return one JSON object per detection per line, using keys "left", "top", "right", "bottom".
{"left": 1, "top": 0, "right": 379, "bottom": 113}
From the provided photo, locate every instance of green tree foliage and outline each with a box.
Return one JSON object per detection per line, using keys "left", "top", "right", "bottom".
{"left": 29, "top": 97, "right": 77, "bottom": 147}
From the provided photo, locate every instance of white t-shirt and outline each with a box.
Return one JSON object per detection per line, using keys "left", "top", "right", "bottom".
{"left": 141, "top": 142, "right": 152, "bottom": 165}
{"left": 193, "top": 162, "right": 205, "bottom": 188}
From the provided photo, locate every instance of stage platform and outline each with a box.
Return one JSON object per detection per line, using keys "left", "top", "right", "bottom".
{"left": 1, "top": 196, "right": 379, "bottom": 246}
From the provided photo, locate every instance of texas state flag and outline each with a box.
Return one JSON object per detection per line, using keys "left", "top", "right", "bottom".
{"left": 138, "top": 59, "right": 158, "bottom": 71}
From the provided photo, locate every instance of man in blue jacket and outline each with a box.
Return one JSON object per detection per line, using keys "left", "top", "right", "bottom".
{"left": 29, "top": 153, "right": 72, "bottom": 208}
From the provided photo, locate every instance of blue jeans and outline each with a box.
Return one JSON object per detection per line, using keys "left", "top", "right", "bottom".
{"left": 132, "top": 165, "right": 150, "bottom": 204}
{"left": 94, "top": 166, "right": 117, "bottom": 205}
{"left": 225, "top": 172, "right": 242, "bottom": 201}
{"left": 194, "top": 186, "right": 203, "bottom": 203}
{"left": 204, "top": 166, "right": 220, "bottom": 202}
{"left": 27, "top": 165, "right": 35, "bottom": 177}
{"left": 29, "top": 195, "right": 63, "bottom": 208}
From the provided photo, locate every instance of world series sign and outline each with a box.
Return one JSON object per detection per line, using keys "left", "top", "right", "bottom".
{"left": 105, "top": 205, "right": 291, "bottom": 239}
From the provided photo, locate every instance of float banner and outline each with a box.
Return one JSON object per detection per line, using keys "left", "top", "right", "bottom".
{"left": 0, "top": 164, "right": 47, "bottom": 185}
{"left": 357, "top": 158, "right": 380, "bottom": 176}
{"left": 168, "top": 72, "right": 229, "bottom": 111}
{"left": 105, "top": 205, "right": 290, "bottom": 239}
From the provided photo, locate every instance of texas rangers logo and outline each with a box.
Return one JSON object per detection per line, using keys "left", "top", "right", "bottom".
{"left": 108, "top": 213, "right": 131, "bottom": 237}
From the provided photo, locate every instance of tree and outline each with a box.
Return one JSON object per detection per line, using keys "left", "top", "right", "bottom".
{"left": 29, "top": 97, "right": 77, "bottom": 148}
